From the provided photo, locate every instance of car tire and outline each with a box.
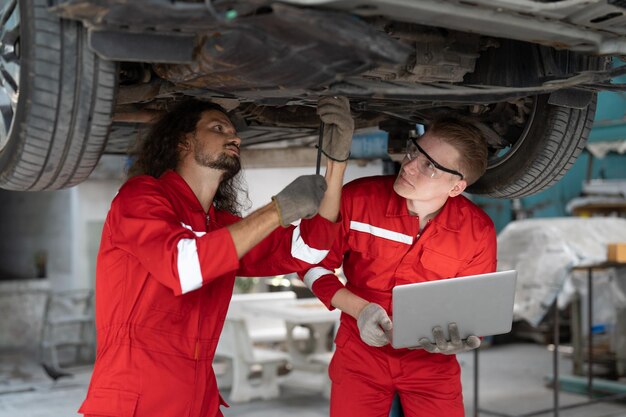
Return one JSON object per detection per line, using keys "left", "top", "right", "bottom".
{"left": 0, "top": 0, "right": 117, "bottom": 191}
{"left": 468, "top": 94, "right": 596, "bottom": 198}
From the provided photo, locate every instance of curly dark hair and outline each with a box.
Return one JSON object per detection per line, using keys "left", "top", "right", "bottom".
{"left": 127, "top": 99, "right": 247, "bottom": 215}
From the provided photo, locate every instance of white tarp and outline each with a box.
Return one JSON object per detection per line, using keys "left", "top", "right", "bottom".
{"left": 586, "top": 140, "right": 626, "bottom": 159}
{"left": 496, "top": 217, "right": 626, "bottom": 326}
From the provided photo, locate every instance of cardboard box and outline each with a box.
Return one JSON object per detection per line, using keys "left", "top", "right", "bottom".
{"left": 608, "top": 243, "right": 626, "bottom": 263}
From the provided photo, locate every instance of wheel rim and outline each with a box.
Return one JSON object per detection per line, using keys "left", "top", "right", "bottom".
{"left": 487, "top": 97, "right": 538, "bottom": 170}
{"left": 0, "top": 0, "right": 20, "bottom": 152}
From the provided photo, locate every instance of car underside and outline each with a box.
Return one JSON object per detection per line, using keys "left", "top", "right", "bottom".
{"left": 0, "top": 0, "right": 625, "bottom": 195}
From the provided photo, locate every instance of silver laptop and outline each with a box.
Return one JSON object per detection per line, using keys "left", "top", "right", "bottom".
{"left": 391, "top": 270, "right": 517, "bottom": 349}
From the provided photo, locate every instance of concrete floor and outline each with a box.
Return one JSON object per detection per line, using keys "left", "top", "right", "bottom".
{"left": 1, "top": 343, "right": 625, "bottom": 417}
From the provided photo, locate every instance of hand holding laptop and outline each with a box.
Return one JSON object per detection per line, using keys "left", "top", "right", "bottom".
{"left": 413, "top": 322, "right": 481, "bottom": 354}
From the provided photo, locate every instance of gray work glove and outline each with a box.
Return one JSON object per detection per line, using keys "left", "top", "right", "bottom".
{"left": 272, "top": 175, "right": 327, "bottom": 227}
{"left": 417, "top": 322, "right": 481, "bottom": 355}
{"left": 357, "top": 303, "right": 393, "bottom": 347}
{"left": 317, "top": 96, "right": 354, "bottom": 162}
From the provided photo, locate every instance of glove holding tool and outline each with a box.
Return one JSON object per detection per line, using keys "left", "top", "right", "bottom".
{"left": 315, "top": 96, "right": 354, "bottom": 174}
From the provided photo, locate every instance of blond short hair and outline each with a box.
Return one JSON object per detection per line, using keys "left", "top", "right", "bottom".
{"left": 426, "top": 116, "right": 489, "bottom": 185}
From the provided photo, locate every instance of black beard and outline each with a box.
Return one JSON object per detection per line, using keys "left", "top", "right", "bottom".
{"left": 197, "top": 152, "right": 241, "bottom": 181}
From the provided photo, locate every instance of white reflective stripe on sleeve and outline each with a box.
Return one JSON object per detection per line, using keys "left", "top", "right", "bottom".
{"left": 304, "top": 267, "right": 335, "bottom": 289}
{"left": 349, "top": 221, "right": 413, "bottom": 244}
{"left": 181, "top": 222, "right": 206, "bottom": 237}
{"left": 290, "top": 224, "right": 329, "bottom": 264}
{"left": 177, "top": 238, "right": 204, "bottom": 294}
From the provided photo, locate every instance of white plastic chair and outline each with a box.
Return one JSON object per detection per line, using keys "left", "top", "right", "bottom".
{"left": 39, "top": 289, "right": 95, "bottom": 370}
{"left": 217, "top": 316, "right": 291, "bottom": 402}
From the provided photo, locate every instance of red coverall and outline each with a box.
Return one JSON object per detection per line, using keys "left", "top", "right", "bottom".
{"left": 302, "top": 175, "right": 497, "bottom": 417}
{"left": 78, "top": 170, "right": 339, "bottom": 417}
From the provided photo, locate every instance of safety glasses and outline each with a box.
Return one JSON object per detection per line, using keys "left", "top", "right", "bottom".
{"left": 406, "top": 138, "right": 464, "bottom": 180}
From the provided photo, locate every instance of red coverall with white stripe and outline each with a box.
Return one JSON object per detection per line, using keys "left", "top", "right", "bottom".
{"left": 302, "top": 175, "right": 497, "bottom": 417}
{"left": 78, "top": 170, "right": 339, "bottom": 417}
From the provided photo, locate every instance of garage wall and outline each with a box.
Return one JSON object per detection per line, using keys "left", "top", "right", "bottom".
{"left": 72, "top": 180, "right": 123, "bottom": 290}
{"left": 0, "top": 188, "right": 73, "bottom": 287}
{"left": 0, "top": 155, "right": 127, "bottom": 291}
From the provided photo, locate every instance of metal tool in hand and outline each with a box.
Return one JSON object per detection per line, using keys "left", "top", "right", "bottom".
{"left": 316, "top": 121, "right": 324, "bottom": 175}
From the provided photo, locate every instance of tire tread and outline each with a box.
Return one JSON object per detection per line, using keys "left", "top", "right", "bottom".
{"left": 0, "top": 0, "right": 117, "bottom": 191}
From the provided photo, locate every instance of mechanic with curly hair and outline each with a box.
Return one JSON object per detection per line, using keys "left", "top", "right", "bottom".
{"left": 78, "top": 97, "right": 354, "bottom": 417}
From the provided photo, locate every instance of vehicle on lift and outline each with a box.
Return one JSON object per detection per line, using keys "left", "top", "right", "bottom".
{"left": 1, "top": 0, "right": 624, "bottom": 196}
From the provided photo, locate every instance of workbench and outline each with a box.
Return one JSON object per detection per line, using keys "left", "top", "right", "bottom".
{"left": 473, "top": 261, "right": 626, "bottom": 417}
